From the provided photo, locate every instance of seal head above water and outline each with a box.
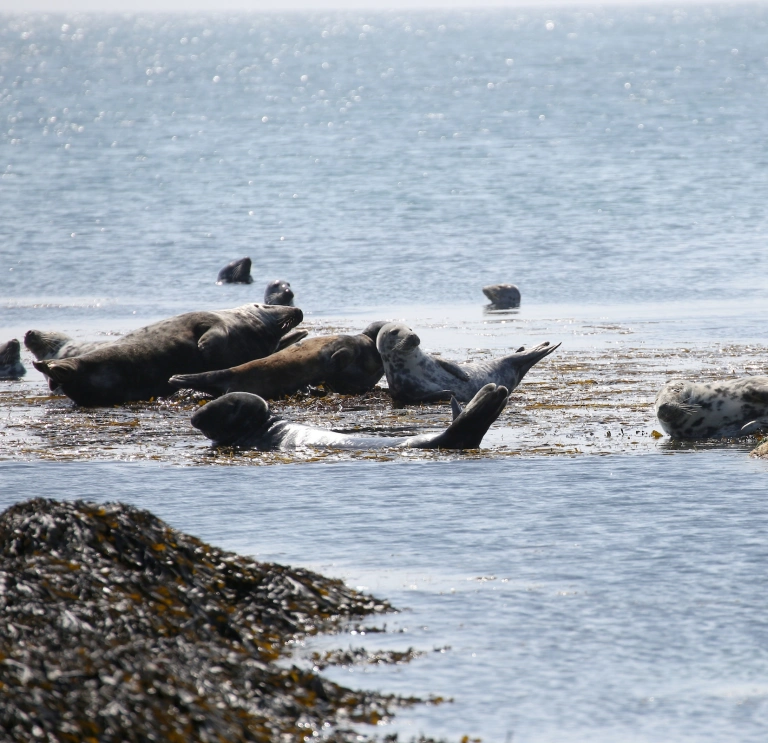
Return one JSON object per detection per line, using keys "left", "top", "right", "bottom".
{"left": 0, "top": 339, "right": 25, "bottom": 379}
{"left": 376, "top": 322, "right": 559, "bottom": 403}
{"left": 32, "top": 304, "right": 303, "bottom": 407}
{"left": 217, "top": 257, "right": 253, "bottom": 284}
{"left": 264, "top": 279, "right": 295, "bottom": 306}
{"left": 655, "top": 377, "right": 768, "bottom": 439}
{"left": 482, "top": 284, "right": 521, "bottom": 309}
{"left": 190, "top": 383, "right": 509, "bottom": 451}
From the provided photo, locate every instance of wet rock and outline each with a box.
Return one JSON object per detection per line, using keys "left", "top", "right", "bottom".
{"left": 751, "top": 440, "right": 768, "bottom": 459}
{"left": 0, "top": 498, "right": 415, "bottom": 742}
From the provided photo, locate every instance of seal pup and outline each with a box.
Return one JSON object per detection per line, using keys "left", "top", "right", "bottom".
{"left": 482, "top": 284, "right": 521, "bottom": 309}
{"left": 376, "top": 322, "right": 559, "bottom": 403}
{"left": 217, "top": 257, "right": 253, "bottom": 284}
{"left": 32, "top": 304, "right": 303, "bottom": 407}
{"left": 190, "top": 383, "right": 509, "bottom": 450}
{"left": 0, "top": 339, "right": 25, "bottom": 379}
{"left": 655, "top": 377, "right": 768, "bottom": 439}
{"left": 264, "top": 279, "right": 295, "bottom": 306}
{"left": 169, "top": 321, "right": 386, "bottom": 399}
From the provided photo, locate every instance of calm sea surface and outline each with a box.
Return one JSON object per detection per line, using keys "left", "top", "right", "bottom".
{"left": 2, "top": 6, "right": 768, "bottom": 741}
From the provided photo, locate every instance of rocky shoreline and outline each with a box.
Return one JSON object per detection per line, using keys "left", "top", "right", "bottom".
{"left": 0, "top": 499, "right": 429, "bottom": 742}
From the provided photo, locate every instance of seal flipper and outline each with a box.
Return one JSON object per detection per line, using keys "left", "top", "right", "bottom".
{"left": 410, "top": 383, "right": 508, "bottom": 449}
{"left": 169, "top": 369, "right": 235, "bottom": 397}
{"left": 434, "top": 357, "right": 472, "bottom": 382}
{"left": 277, "top": 329, "right": 308, "bottom": 351}
{"left": 450, "top": 396, "right": 462, "bottom": 421}
{"left": 330, "top": 347, "right": 355, "bottom": 372}
{"left": 34, "top": 359, "right": 77, "bottom": 386}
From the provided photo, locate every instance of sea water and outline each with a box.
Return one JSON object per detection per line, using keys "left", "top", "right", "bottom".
{"left": 1, "top": 7, "right": 768, "bottom": 742}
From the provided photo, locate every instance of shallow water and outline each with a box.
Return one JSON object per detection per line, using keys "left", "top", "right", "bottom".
{"left": 2, "top": 6, "right": 768, "bottom": 742}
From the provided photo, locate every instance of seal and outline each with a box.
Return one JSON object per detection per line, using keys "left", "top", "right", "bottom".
{"left": 32, "top": 303, "right": 304, "bottom": 407}
{"left": 169, "top": 321, "right": 386, "bottom": 399}
{"left": 190, "top": 383, "right": 509, "bottom": 450}
{"left": 655, "top": 377, "right": 768, "bottom": 439}
{"left": 264, "top": 279, "right": 295, "bottom": 306}
{"left": 376, "top": 322, "right": 560, "bottom": 403}
{"left": 0, "top": 339, "right": 25, "bottom": 379}
{"left": 217, "top": 257, "right": 253, "bottom": 284}
{"left": 482, "top": 284, "right": 521, "bottom": 309}
{"left": 24, "top": 330, "right": 110, "bottom": 361}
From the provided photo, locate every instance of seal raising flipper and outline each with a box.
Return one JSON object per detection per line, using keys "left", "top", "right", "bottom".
{"left": 190, "top": 383, "right": 508, "bottom": 451}
{"left": 264, "top": 279, "right": 295, "bottom": 306}
{"left": 217, "top": 257, "right": 253, "bottom": 284}
{"left": 0, "top": 339, "right": 25, "bottom": 379}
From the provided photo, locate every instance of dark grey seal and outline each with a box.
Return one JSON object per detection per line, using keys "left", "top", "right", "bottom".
{"left": 264, "top": 279, "right": 294, "bottom": 306}
{"left": 32, "top": 304, "right": 303, "bottom": 407}
{"left": 655, "top": 377, "right": 768, "bottom": 439}
{"left": 191, "top": 383, "right": 509, "bottom": 450}
{"left": 482, "top": 284, "right": 521, "bottom": 309}
{"left": 24, "top": 330, "right": 110, "bottom": 361}
{"left": 0, "top": 339, "right": 25, "bottom": 379}
{"left": 217, "top": 257, "right": 253, "bottom": 284}
{"left": 376, "top": 322, "right": 560, "bottom": 403}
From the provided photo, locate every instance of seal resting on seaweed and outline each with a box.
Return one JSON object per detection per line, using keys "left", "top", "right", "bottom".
{"left": 32, "top": 304, "right": 304, "bottom": 407}
{"left": 217, "top": 257, "right": 253, "bottom": 284}
{"left": 482, "top": 284, "right": 521, "bottom": 309}
{"left": 169, "top": 321, "right": 386, "bottom": 398}
{"left": 264, "top": 279, "right": 295, "bottom": 306}
{"left": 191, "top": 383, "right": 509, "bottom": 450}
{"left": 0, "top": 339, "right": 25, "bottom": 379}
{"left": 376, "top": 322, "right": 559, "bottom": 403}
{"left": 655, "top": 377, "right": 768, "bottom": 439}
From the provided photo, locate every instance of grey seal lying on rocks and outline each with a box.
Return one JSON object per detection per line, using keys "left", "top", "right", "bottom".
{"left": 0, "top": 339, "right": 25, "bottom": 379}
{"left": 376, "top": 322, "right": 560, "bottom": 403}
{"left": 32, "top": 304, "right": 303, "bottom": 407}
{"left": 482, "top": 284, "right": 521, "bottom": 309}
{"left": 191, "top": 383, "right": 509, "bottom": 450}
{"left": 217, "top": 257, "right": 253, "bottom": 284}
{"left": 169, "top": 322, "right": 386, "bottom": 398}
{"left": 655, "top": 377, "right": 768, "bottom": 439}
{"left": 264, "top": 279, "right": 295, "bottom": 306}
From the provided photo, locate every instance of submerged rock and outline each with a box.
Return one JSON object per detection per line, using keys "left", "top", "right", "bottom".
{"left": 0, "top": 498, "right": 406, "bottom": 742}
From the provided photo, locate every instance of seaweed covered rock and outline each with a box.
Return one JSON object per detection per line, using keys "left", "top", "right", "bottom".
{"left": 0, "top": 498, "right": 398, "bottom": 742}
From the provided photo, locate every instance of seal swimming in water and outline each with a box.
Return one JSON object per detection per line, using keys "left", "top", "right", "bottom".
{"left": 376, "top": 322, "right": 560, "bottom": 403}
{"left": 217, "top": 257, "right": 253, "bottom": 284}
{"left": 32, "top": 304, "right": 304, "bottom": 407}
{"left": 482, "top": 284, "right": 521, "bottom": 309}
{"left": 655, "top": 377, "right": 768, "bottom": 439}
{"left": 264, "top": 279, "right": 295, "bottom": 306}
{"left": 190, "top": 383, "right": 509, "bottom": 450}
{"left": 0, "top": 339, "right": 25, "bottom": 379}
{"left": 169, "top": 321, "right": 386, "bottom": 398}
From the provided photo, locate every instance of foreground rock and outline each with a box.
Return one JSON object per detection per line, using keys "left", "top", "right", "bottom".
{"left": 0, "top": 498, "right": 411, "bottom": 742}
{"left": 751, "top": 440, "right": 768, "bottom": 458}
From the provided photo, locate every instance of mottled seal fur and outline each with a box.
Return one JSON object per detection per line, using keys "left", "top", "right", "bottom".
{"left": 217, "top": 257, "right": 253, "bottom": 284}
{"left": 169, "top": 321, "right": 386, "bottom": 399}
{"left": 191, "top": 383, "right": 509, "bottom": 450}
{"left": 32, "top": 304, "right": 303, "bottom": 407}
{"left": 264, "top": 279, "right": 295, "bottom": 306}
{"left": 376, "top": 322, "right": 560, "bottom": 403}
{"left": 482, "top": 284, "right": 521, "bottom": 309}
{"left": 655, "top": 377, "right": 768, "bottom": 439}
{"left": 0, "top": 339, "right": 25, "bottom": 379}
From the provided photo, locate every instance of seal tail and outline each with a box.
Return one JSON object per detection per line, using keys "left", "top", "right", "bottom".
{"left": 413, "top": 383, "right": 509, "bottom": 450}
{"left": 168, "top": 369, "right": 235, "bottom": 397}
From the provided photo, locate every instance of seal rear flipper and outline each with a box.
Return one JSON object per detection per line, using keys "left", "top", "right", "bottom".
{"left": 434, "top": 357, "right": 471, "bottom": 382}
{"left": 168, "top": 369, "right": 233, "bottom": 397}
{"left": 410, "top": 383, "right": 509, "bottom": 449}
{"left": 277, "top": 329, "right": 308, "bottom": 351}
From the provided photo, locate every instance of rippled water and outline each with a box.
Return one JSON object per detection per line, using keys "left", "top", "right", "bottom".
{"left": 2, "top": 7, "right": 768, "bottom": 742}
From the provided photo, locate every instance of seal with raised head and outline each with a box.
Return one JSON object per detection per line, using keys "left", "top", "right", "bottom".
{"left": 24, "top": 330, "right": 110, "bottom": 361}
{"left": 217, "top": 257, "right": 253, "bottom": 284}
{"left": 169, "top": 321, "right": 386, "bottom": 399}
{"left": 0, "top": 339, "right": 25, "bottom": 379}
{"left": 376, "top": 322, "right": 560, "bottom": 403}
{"left": 264, "top": 279, "right": 295, "bottom": 306}
{"left": 482, "top": 284, "right": 521, "bottom": 309}
{"left": 655, "top": 377, "right": 768, "bottom": 439}
{"left": 190, "top": 383, "right": 509, "bottom": 450}
{"left": 32, "top": 304, "right": 303, "bottom": 407}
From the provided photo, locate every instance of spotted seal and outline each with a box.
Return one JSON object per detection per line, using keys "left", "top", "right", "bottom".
{"left": 217, "top": 257, "right": 253, "bottom": 284}
{"left": 32, "top": 304, "right": 303, "bottom": 407}
{"left": 376, "top": 322, "right": 560, "bottom": 403}
{"left": 169, "top": 321, "right": 386, "bottom": 399}
{"left": 655, "top": 377, "right": 768, "bottom": 439}
{"left": 191, "top": 382, "right": 509, "bottom": 450}
{"left": 482, "top": 284, "right": 521, "bottom": 309}
{"left": 264, "top": 279, "right": 295, "bottom": 306}
{"left": 0, "top": 339, "right": 25, "bottom": 379}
